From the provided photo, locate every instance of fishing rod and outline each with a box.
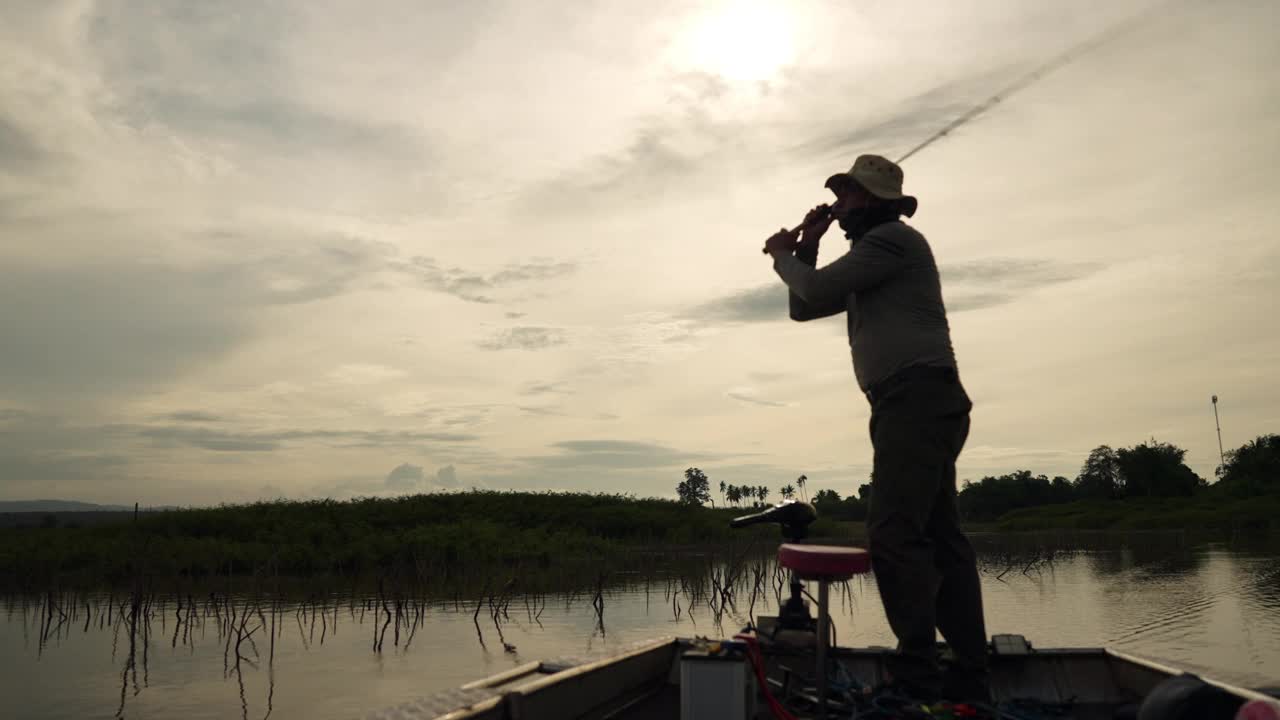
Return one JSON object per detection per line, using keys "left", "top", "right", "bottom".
{"left": 763, "top": 0, "right": 1170, "bottom": 253}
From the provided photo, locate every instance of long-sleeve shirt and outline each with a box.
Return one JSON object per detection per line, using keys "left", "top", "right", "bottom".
{"left": 772, "top": 220, "right": 958, "bottom": 393}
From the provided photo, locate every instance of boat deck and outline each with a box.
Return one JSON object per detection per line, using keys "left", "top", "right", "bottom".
{"left": 604, "top": 669, "right": 1141, "bottom": 720}
{"left": 608, "top": 687, "right": 1132, "bottom": 720}
{"left": 612, "top": 693, "right": 1143, "bottom": 719}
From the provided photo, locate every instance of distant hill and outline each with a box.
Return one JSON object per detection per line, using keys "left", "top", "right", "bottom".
{"left": 0, "top": 500, "right": 134, "bottom": 513}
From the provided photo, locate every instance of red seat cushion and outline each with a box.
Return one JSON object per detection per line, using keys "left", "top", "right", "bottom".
{"left": 778, "top": 543, "right": 872, "bottom": 580}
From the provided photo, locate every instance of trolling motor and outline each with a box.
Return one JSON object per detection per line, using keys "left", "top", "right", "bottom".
{"left": 729, "top": 499, "right": 817, "bottom": 542}
{"left": 731, "top": 501, "right": 820, "bottom": 633}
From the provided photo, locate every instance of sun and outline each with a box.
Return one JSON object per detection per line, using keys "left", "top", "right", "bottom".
{"left": 674, "top": 0, "right": 797, "bottom": 84}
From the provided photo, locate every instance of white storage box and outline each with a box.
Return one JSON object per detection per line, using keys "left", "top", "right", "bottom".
{"left": 679, "top": 645, "right": 757, "bottom": 720}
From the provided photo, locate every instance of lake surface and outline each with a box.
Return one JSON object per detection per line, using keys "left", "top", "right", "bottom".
{"left": 3, "top": 533, "right": 1278, "bottom": 719}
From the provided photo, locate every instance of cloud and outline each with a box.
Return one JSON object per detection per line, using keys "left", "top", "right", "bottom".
{"left": 941, "top": 258, "right": 1102, "bottom": 287}
{"left": 0, "top": 410, "right": 133, "bottom": 486}
{"left": 946, "top": 293, "right": 1017, "bottom": 313}
{"left": 687, "top": 285, "right": 788, "bottom": 324}
{"left": 393, "top": 257, "right": 496, "bottom": 303}
{"left": 0, "top": 410, "right": 481, "bottom": 497}
{"left": 340, "top": 463, "right": 457, "bottom": 497}
{"left": 554, "top": 440, "right": 661, "bottom": 454}
{"left": 0, "top": 113, "right": 52, "bottom": 172}
{"left": 592, "top": 314, "right": 705, "bottom": 365}
{"left": 137, "top": 427, "right": 278, "bottom": 452}
{"left": 726, "top": 387, "right": 786, "bottom": 408}
{"left": 575, "top": 126, "right": 701, "bottom": 193}
{"left": 519, "top": 406, "right": 565, "bottom": 417}
{"left": 434, "top": 464, "right": 458, "bottom": 488}
{"left": 128, "top": 90, "right": 422, "bottom": 163}
{"left": 788, "top": 70, "right": 1006, "bottom": 161}
{"left": 511, "top": 70, "right": 742, "bottom": 216}
{"left": 524, "top": 439, "right": 719, "bottom": 471}
{"left": 0, "top": 262, "right": 253, "bottom": 402}
{"left": 393, "top": 257, "right": 577, "bottom": 304}
{"left": 165, "top": 411, "right": 224, "bottom": 423}
{"left": 0, "top": 451, "right": 130, "bottom": 484}
{"left": 477, "top": 326, "right": 567, "bottom": 351}
{"left": 683, "top": 257, "right": 1104, "bottom": 327}
{"left": 385, "top": 462, "right": 425, "bottom": 490}
{"left": 328, "top": 364, "right": 408, "bottom": 385}
{"left": 0, "top": 237, "right": 392, "bottom": 403}
{"left": 942, "top": 258, "right": 1104, "bottom": 313}
{"left": 87, "top": 4, "right": 428, "bottom": 163}
{"left": 959, "top": 445, "right": 1086, "bottom": 478}
{"left": 511, "top": 62, "right": 1015, "bottom": 219}
{"left": 257, "top": 484, "right": 285, "bottom": 500}
{"left": 132, "top": 425, "right": 477, "bottom": 452}
{"left": 522, "top": 382, "right": 572, "bottom": 396}
{"left": 490, "top": 260, "right": 576, "bottom": 284}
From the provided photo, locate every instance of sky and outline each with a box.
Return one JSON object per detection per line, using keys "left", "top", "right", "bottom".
{"left": 1, "top": 0, "right": 1277, "bottom": 507}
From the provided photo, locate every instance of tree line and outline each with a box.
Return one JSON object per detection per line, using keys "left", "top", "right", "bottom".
{"left": 675, "top": 469, "right": 813, "bottom": 509}
{"left": 677, "top": 433, "right": 1280, "bottom": 524}
{"left": 957, "top": 434, "right": 1279, "bottom": 521}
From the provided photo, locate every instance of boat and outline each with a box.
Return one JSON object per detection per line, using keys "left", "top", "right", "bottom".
{"left": 358, "top": 633, "right": 1278, "bottom": 720}
{"left": 359, "top": 502, "right": 1279, "bottom": 720}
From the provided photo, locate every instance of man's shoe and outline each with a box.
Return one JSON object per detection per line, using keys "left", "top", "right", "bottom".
{"left": 875, "top": 678, "right": 942, "bottom": 706}
{"left": 941, "top": 671, "right": 992, "bottom": 704}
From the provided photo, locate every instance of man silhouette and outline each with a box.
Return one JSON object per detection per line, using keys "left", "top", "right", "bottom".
{"left": 763, "top": 154, "right": 989, "bottom": 701}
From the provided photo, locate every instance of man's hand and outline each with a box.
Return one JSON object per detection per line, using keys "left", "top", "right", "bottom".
{"left": 796, "top": 204, "right": 833, "bottom": 259}
{"left": 799, "top": 204, "right": 834, "bottom": 243}
{"left": 763, "top": 227, "right": 800, "bottom": 257}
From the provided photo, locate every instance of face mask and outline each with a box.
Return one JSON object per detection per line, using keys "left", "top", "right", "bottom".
{"left": 839, "top": 208, "right": 870, "bottom": 240}
{"left": 840, "top": 202, "right": 899, "bottom": 241}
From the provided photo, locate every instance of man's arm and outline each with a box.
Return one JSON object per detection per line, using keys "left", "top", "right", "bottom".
{"left": 786, "top": 241, "right": 845, "bottom": 321}
{"left": 773, "top": 228, "right": 905, "bottom": 307}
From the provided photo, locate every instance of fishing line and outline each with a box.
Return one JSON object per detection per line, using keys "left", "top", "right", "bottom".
{"left": 769, "top": 0, "right": 1176, "bottom": 246}
{"left": 895, "top": 0, "right": 1173, "bottom": 164}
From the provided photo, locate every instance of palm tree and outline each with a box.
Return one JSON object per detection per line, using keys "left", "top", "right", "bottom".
{"left": 781, "top": 484, "right": 796, "bottom": 500}
{"left": 719, "top": 480, "right": 726, "bottom": 507}
{"left": 758, "top": 485, "right": 769, "bottom": 506}
{"left": 796, "top": 474, "right": 808, "bottom": 502}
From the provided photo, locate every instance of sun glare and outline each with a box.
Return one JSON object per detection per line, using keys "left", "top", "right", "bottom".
{"left": 675, "top": 1, "right": 796, "bottom": 84}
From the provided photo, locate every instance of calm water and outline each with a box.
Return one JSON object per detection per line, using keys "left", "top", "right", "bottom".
{"left": 3, "top": 534, "right": 1279, "bottom": 719}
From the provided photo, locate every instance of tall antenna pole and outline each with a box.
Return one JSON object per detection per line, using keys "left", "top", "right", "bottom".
{"left": 1212, "top": 395, "right": 1225, "bottom": 475}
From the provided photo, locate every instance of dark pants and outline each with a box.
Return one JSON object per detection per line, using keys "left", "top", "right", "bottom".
{"left": 865, "top": 371, "right": 988, "bottom": 696}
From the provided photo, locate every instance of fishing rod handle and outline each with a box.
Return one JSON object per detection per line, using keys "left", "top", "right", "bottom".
{"left": 760, "top": 206, "right": 832, "bottom": 254}
{"left": 761, "top": 224, "right": 804, "bottom": 254}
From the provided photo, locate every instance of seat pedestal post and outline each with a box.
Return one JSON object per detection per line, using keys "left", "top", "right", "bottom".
{"left": 816, "top": 580, "right": 830, "bottom": 719}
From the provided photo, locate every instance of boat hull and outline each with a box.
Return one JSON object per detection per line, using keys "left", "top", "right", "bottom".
{"left": 358, "top": 635, "right": 1276, "bottom": 720}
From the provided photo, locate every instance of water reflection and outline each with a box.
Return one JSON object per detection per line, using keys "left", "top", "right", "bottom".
{"left": 3, "top": 533, "right": 1279, "bottom": 719}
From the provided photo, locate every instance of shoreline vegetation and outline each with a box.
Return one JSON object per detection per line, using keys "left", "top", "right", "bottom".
{"left": 0, "top": 492, "right": 791, "bottom": 589}
{"left": 0, "top": 434, "right": 1273, "bottom": 588}
{"left": 1, "top": 488, "right": 1276, "bottom": 590}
